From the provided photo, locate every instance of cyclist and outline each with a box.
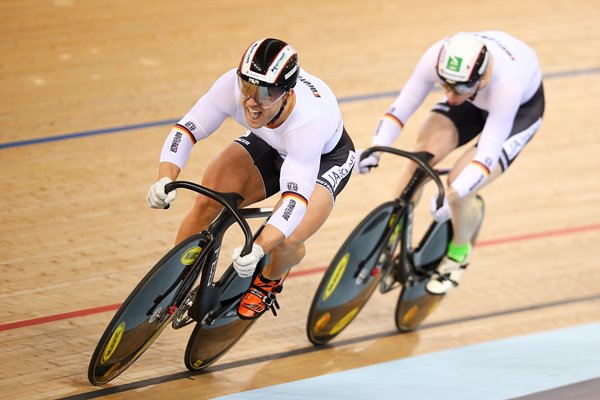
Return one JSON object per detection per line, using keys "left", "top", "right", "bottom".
{"left": 357, "top": 31, "right": 544, "bottom": 294}
{"left": 146, "top": 38, "right": 356, "bottom": 319}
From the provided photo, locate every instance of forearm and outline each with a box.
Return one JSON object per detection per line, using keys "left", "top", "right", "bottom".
{"left": 255, "top": 224, "right": 286, "bottom": 254}
{"left": 158, "top": 161, "right": 181, "bottom": 180}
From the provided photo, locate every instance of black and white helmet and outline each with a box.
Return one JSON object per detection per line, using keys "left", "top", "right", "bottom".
{"left": 238, "top": 38, "right": 299, "bottom": 91}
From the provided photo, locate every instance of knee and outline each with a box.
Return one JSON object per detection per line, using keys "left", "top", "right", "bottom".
{"left": 448, "top": 191, "right": 477, "bottom": 212}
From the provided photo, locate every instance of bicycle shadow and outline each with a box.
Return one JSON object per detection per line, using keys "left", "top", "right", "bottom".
{"left": 245, "top": 329, "right": 422, "bottom": 385}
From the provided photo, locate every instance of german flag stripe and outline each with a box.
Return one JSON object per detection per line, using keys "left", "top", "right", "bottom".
{"left": 174, "top": 124, "right": 197, "bottom": 144}
{"left": 472, "top": 160, "right": 491, "bottom": 176}
{"left": 384, "top": 113, "right": 404, "bottom": 128}
{"left": 282, "top": 191, "right": 308, "bottom": 207}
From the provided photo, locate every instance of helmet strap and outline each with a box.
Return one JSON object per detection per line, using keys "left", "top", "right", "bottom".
{"left": 267, "top": 93, "right": 289, "bottom": 126}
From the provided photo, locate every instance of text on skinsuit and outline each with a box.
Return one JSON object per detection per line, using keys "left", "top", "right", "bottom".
{"left": 282, "top": 199, "right": 296, "bottom": 221}
{"left": 322, "top": 151, "right": 356, "bottom": 191}
{"left": 170, "top": 132, "right": 182, "bottom": 153}
{"left": 298, "top": 76, "right": 321, "bottom": 97}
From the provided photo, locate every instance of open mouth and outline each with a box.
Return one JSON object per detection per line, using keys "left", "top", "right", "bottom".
{"left": 247, "top": 108, "right": 262, "bottom": 120}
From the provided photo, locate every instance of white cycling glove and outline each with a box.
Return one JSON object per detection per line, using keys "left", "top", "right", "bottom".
{"left": 354, "top": 149, "right": 380, "bottom": 174}
{"left": 429, "top": 195, "right": 452, "bottom": 223}
{"left": 146, "top": 177, "right": 176, "bottom": 209}
{"left": 232, "top": 243, "right": 264, "bottom": 278}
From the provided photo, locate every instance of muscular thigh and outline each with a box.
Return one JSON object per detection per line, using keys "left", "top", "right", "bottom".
{"left": 202, "top": 142, "right": 266, "bottom": 207}
{"left": 411, "top": 112, "right": 460, "bottom": 165}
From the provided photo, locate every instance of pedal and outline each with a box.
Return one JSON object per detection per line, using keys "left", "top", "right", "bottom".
{"left": 172, "top": 287, "right": 198, "bottom": 329}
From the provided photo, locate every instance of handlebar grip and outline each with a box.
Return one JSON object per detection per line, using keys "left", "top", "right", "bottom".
{"left": 362, "top": 146, "right": 445, "bottom": 201}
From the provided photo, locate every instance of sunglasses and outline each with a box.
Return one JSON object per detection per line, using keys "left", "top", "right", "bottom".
{"left": 442, "top": 80, "right": 480, "bottom": 95}
{"left": 237, "top": 76, "right": 287, "bottom": 108}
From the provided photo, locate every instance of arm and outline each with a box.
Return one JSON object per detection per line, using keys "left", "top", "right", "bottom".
{"left": 258, "top": 120, "right": 325, "bottom": 251}
{"left": 451, "top": 81, "right": 523, "bottom": 197}
{"left": 371, "top": 41, "right": 442, "bottom": 147}
{"left": 147, "top": 70, "right": 237, "bottom": 208}
{"left": 231, "top": 122, "right": 322, "bottom": 278}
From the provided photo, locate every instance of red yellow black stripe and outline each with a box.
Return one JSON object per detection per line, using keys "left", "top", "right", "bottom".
{"left": 471, "top": 160, "right": 491, "bottom": 176}
{"left": 281, "top": 191, "right": 308, "bottom": 207}
{"left": 383, "top": 113, "right": 404, "bottom": 128}
{"left": 174, "top": 124, "right": 197, "bottom": 144}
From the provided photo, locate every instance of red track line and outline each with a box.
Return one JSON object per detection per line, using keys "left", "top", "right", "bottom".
{"left": 1, "top": 223, "right": 598, "bottom": 332}
{"left": 475, "top": 223, "right": 600, "bottom": 247}
{"left": 0, "top": 303, "right": 121, "bottom": 332}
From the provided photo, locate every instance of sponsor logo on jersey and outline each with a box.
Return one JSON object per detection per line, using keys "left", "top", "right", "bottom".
{"left": 170, "top": 131, "right": 182, "bottom": 153}
{"left": 322, "top": 151, "right": 356, "bottom": 191}
{"left": 282, "top": 199, "right": 296, "bottom": 221}
{"left": 298, "top": 76, "right": 321, "bottom": 97}
{"left": 234, "top": 137, "right": 251, "bottom": 146}
{"left": 184, "top": 121, "right": 197, "bottom": 132}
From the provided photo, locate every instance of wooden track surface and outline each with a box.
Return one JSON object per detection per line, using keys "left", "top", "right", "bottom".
{"left": 1, "top": 1, "right": 599, "bottom": 399}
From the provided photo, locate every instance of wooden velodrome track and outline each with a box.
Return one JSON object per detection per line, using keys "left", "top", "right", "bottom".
{"left": 1, "top": 1, "right": 599, "bottom": 399}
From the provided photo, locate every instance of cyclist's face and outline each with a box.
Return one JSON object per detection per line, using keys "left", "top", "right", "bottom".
{"left": 238, "top": 78, "right": 287, "bottom": 128}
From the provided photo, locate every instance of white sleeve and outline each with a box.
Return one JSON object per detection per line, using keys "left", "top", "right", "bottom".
{"left": 372, "top": 41, "right": 441, "bottom": 147}
{"left": 267, "top": 118, "right": 328, "bottom": 237}
{"left": 159, "top": 69, "right": 238, "bottom": 168}
{"left": 182, "top": 69, "right": 238, "bottom": 139}
{"left": 451, "top": 80, "right": 523, "bottom": 197}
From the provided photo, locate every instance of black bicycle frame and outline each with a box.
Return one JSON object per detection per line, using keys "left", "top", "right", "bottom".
{"left": 190, "top": 207, "right": 272, "bottom": 324}
{"left": 163, "top": 181, "right": 273, "bottom": 324}
{"left": 360, "top": 147, "right": 448, "bottom": 282}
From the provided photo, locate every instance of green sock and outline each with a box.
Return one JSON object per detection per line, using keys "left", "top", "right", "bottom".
{"left": 447, "top": 241, "right": 471, "bottom": 263}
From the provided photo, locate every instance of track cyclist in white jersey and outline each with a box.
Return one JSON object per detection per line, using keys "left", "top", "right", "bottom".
{"left": 357, "top": 31, "right": 545, "bottom": 294}
{"left": 146, "top": 38, "right": 356, "bottom": 319}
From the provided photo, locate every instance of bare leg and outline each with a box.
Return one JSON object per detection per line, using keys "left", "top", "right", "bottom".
{"left": 175, "top": 142, "right": 266, "bottom": 244}
{"left": 447, "top": 148, "right": 502, "bottom": 245}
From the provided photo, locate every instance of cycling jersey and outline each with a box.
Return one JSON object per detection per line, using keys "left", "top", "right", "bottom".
{"left": 159, "top": 67, "right": 350, "bottom": 237}
{"left": 372, "top": 31, "right": 543, "bottom": 196}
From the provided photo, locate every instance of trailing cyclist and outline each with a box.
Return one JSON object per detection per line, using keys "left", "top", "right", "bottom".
{"left": 356, "top": 31, "right": 545, "bottom": 294}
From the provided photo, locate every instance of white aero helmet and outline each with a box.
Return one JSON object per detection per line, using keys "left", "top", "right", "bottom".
{"left": 436, "top": 32, "right": 490, "bottom": 89}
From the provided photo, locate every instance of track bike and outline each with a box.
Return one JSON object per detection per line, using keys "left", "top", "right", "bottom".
{"left": 88, "top": 181, "right": 273, "bottom": 385}
{"left": 306, "top": 146, "right": 485, "bottom": 345}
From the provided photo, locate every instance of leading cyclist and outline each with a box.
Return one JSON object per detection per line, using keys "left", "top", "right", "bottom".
{"left": 146, "top": 38, "right": 355, "bottom": 319}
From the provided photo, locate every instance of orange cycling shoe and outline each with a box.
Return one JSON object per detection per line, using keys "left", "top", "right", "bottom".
{"left": 237, "top": 273, "right": 282, "bottom": 320}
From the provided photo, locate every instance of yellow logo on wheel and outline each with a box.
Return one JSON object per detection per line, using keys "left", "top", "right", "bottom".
{"left": 101, "top": 321, "right": 126, "bottom": 365}
{"left": 329, "top": 307, "right": 359, "bottom": 335}
{"left": 181, "top": 246, "right": 202, "bottom": 266}
{"left": 323, "top": 253, "right": 349, "bottom": 302}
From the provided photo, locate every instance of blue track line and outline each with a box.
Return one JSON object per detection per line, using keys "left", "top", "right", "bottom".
{"left": 1, "top": 67, "right": 599, "bottom": 150}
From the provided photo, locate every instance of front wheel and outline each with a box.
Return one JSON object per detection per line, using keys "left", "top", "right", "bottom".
{"left": 394, "top": 195, "right": 485, "bottom": 332}
{"left": 87, "top": 234, "right": 207, "bottom": 385}
{"left": 184, "top": 266, "right": 257, "bottom": 371}
{"left": 306, "top": 201, "right": 403, "bottom": 345}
